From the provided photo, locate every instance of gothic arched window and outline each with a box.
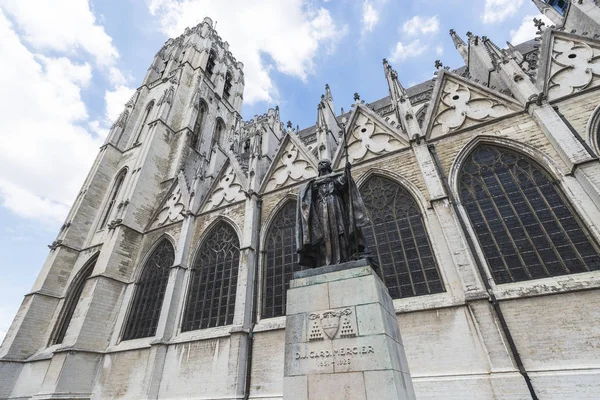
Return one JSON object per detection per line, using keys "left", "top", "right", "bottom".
{"left": 206, "top": 50, "right": 217, "bottom": 76}
{"left": 223, "top": 71, "right": 233, "bottom": 100}
{"left": 262, "top": 201, "right": 301, "bottom": 319}
{"left": 49, "top": 256, "right": 97, "bottom": 345}
{"left": 192, "top": 101, "right": 207, "bottom": 150}
{"left": 182, "top": 222, "right": 240, "bottom": 331}
{"left": 360, "top": 176, "right": 444, "bottom": 299}
{"left": 99, "top": 168, "right": 127, "bottom": 230}
{"left": 459, "top": 145, "right": 600, "bottom": 284}
{"left": 212, "top": 119, "right": 225, "bottom": 148}
{"left": 122, "top": 239, "right": 174, "bottom": 340}
{"left": 134, "top": 101, "right": 154, "bottom": 144}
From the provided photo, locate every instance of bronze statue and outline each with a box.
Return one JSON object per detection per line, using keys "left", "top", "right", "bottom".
{"left": 296, "top": 159, "right": 370, "bottom": 268}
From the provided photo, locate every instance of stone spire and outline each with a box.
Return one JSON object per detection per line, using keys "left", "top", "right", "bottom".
{"left": 315, "top": 84, "right": 340, "bottom": 160}
{"left": 481, "top": 36, "right": 505, "bottom": 66}
{"left": 382, "top": 58, "right": 408, "bottom": 105}
{"left": 449, "top": 29, "right": 469, "bottom": 63}
{"left": 382, "top": 59, "right": 423, "bottom": 140}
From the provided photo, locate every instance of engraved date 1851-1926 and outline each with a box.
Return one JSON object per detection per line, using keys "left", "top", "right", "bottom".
{"left": 317, "top": 358, "right": 351, "bottom": 367}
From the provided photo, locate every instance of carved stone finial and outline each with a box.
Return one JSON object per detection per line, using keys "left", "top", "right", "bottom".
{"left": 466, "top": 31, "right": 473, "bottom": 38}
{"left": 287, "top": 121, "right": 293, "bottom": 129}
{"left": 434, "top": 60, "right": 443, "bottom": 69}
{"left": 533, "top": 17, "right": 545, "bottom": 29}
{"left": 353, "top": 93, "right": 360, "bottom": 101}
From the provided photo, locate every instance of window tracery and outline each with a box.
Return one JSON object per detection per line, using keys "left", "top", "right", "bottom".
{"left": 182, "top": 222, "right": 240, "bottom": 331}
{"left": 122, "top": 239, "right": 174, "bottom": 340}
{"left": 262, "top": 201, "right": 301, "bottom": 318}
{"left": 459, "top": 145, "right": 600, "bottom": 284}
{"left": 360, "top": 176, "right": 444, "bottom": 299}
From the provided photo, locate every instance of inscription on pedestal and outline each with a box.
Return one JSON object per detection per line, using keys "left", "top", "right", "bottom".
{"left": 283, "top": 264, "right": 416, "bottom": 399}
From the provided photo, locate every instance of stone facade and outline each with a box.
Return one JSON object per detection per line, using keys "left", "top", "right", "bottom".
{"left": 2, "top": 2, "right": 600, "bottom": 399}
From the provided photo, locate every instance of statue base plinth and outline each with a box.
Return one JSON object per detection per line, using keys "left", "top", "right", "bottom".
{"left": 283, "top": 259, "right": 416, "bottom": 400}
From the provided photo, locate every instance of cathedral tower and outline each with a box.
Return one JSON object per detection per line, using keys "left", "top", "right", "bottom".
{"left": 2, "top": 2, "right": 600, "bottom": 399}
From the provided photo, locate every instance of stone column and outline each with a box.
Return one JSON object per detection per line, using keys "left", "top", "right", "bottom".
{"left": 283, "top": 260, "right": 415, "bottom": 400}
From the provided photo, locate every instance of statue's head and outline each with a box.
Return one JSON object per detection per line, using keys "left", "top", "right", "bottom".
{"left": 317, "top": 159, "right": 332, "bottom": 176}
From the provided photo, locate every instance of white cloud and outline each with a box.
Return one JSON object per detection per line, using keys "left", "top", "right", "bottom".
{"left": 403, "top": 15, "right": 440, "bottom": 36}
{"left": 0, "top": 0, "right": 119, "bottom": 66}
{"left": 482, "top": 0, "right": 524, "bottom": 24}
{"left": 362, "top": 1, "right": 379, "bottom": 34}
{"left": 436, "top": 45, "right": 444, "bottom": 57}
{"left": 105, "top": 85, "right": 136, "bottom": 124}
{"left": 389, "top": 39, "right": 426, "bottom": 63}
{"left": 148, "top": 0, "right": 347, "bottom": 104}
{"left": 0, "top": 10, "right": 102, "bottom": 224}
{"left": 510, "top": 14, "right": 552, "bottom": 45}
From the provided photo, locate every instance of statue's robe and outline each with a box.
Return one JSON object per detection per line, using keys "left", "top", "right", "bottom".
{"left": 296, "top": 168, "right": 370, "bottom": 268}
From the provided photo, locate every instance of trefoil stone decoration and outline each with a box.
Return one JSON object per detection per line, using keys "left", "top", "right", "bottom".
{"left": 547, "top": 37, "right": 600, "bottom": 99}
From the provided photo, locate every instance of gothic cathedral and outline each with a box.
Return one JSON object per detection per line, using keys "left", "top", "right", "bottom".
{"left": 2, "top": 1, "right": 600, "bottom": 399}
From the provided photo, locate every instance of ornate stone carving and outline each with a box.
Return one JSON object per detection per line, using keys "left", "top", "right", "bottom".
{"left": 431, "top": 79, "right": 516, "bottom": 138}
{"left": 156, "top": 185, "right": 185, "bottom": 225}
{"left": 547, "top": 37, "right": 600, "bottom": 100}
{"left": 345, "top": 111, "right": 405, "bottom": 163}
{"left": 203, "top": 164, "right": 245, "bottom": 211}
{"left": 308, "top": 308, "right": 356, "bottom": 341}
{"left": 265, "top": 139, "right": 317, "bottom": 191}
{"left": 157, "top": 85, "right": 175, "bottom": 106}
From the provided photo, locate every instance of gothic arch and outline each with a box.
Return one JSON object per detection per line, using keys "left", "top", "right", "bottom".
{"left": 449, "top": 135, "right": 565, "bottom": 198}
{"left": 355, "top": 168, "right": 429, "bottom": 215}
{"left": 133, "top": 100, "right": 156, "bottom": 145}
{"left": 223, "top": 70, "right": 233, "bottom": 100}
{"left": 192, "top": 100, "right": 208, "bottom": 150}
{"left": 49, "top": 253, "right": 99, "bottom": 345}
{"left": 213, "top": 117, "right": 225, "bottom": 147}
{"left": 98, "top": 167, "right": 128, "bottom": 230}
{"left": 131, "top": 233, "right": 177, "bottom": 282}
{"left": 358, "top": 174, "right": 444, "bottom": 299}
{"left": 457, "top": 143, "right": 600, "bottom": 284}
{"left": 122, "top": 238, "right": 175, "bottom": 340}
{"left": 261, "top": 198, "right": 300, "bottom": 319}
{"left": 586, "top": 104, "right": 600, "bottom": 156}
{"left": 260, "top": 193, "right": 297, "bottom": 248}
{"left": 182, "top": 220, "right": 240, "bottom": 331}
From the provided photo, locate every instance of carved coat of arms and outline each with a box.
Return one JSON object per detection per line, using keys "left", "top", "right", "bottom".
{"left": 309, "top": 308, "right": 354, "bottom": 341}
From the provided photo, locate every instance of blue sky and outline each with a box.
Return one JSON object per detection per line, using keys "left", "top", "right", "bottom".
{"left": 0, "top": 0, "right": 546, "bottom": 341}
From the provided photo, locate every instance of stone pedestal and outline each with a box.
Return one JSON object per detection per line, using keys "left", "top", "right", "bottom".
{"left": 283, "top": 260, "right": 415, "bottom": 400}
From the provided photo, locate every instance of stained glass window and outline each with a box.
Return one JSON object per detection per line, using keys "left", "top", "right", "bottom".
{"left": 459, "top": 145, "right": 600, "bottom": 284}
{"left": 262, "top": 201, "right": 301, "bottom": 319}
{"left": 360, "top": 176, "right": 444, "bottom": 299}
{"left": 49, "top": 256, "right": 97, "bottom": 345}
{"left": 122, "top": 239, "right": 174, "bottom": 340}
{"left": 182, "top": 222, "right": 240, "bottom": 331}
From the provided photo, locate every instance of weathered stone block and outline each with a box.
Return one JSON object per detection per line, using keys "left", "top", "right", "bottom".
{"left": 283, "top": 262, "right": 415, "bottom": 399}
